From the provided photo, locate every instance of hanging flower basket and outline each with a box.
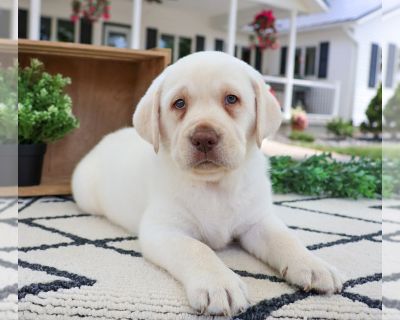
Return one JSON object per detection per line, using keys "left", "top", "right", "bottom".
{"left": 71, "top": 0, "right": 111, "bottom": 23}
{"left": 250, "top": 10, "right": 279, "bottom": 50}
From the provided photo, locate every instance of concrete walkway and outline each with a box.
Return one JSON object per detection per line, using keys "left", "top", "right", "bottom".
{"left": 262, "top": 140, "right": 351, "bottom": 161}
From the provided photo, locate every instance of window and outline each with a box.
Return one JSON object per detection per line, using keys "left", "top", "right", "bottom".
{"left": 57, "top": 19, "right": 75, "bottom": 42}
{"left": 294, "top": 48, "right": 302, "bottom": 77}
{"left": 385, "top": 43, "right": 397, "bottom": 88}
{"left": 103, "top": 23, "right": 131, "bottom": 48}
{"left": 279, "top": 46, "right": 287, "bottom": 75}
{"left": 255, "top": 46, "right": 263, "bottom": 72}
{"left": 234, "top": 45, "right": 238, "bottom": 58}
{"left": 305, "top": 47, "right": 316, "bottom": 76}
{"left": 18, "top": 9, "right": 28, "bottom": 39}
{"left": 179, "top": 37, "right": 192, "bottom": 59}
{"left": 80, "top": 18, "right": 93, "bottom": 44}
{"left": 40, "top": 16, "right": 52, "bottom": 41}
{"left": 215, "top": 39, "right": 224, "bottom": 52}
{"left": 318, "top": 42, "right": 329, "bottom": 78}
{"left": 0, "top": 9, "right": 10, "bottom": 38}
{"left": 241, "top": 47, "right": 251, "bottom": 64}
{"left": 146, "top": 28, "right": 158, "bottom": 49}
{"left": 160, "top": 34, "right": 175, "bottom": 61}
{"left": 368, "top": 43, "right": 380, "bottom": 88}
{"left": 195, "top": 35, "right": 205, "bottom": 51}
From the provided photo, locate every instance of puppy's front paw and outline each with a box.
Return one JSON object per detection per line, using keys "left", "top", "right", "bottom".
{"left": 282, "top": 255, "right": 343, "bottom": 294}
{"left": 186, "top": 268, "right": 249, "bottom": 316}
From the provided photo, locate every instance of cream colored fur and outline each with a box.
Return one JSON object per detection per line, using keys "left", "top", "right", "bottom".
{"left": 72, "top": 51, "right": 342, "bottom": 317}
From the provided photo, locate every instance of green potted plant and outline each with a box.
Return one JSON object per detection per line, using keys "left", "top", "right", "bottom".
{"left": 0, "top": 63, "right": 18, "bottom": 186}
{"left": 18, "top": 59, "right": 79, "bottom": 186}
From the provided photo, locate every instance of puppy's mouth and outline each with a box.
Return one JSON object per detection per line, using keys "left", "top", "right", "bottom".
{"left": 190, "top": 152, "right": 223, "bottom": 171}
{"left": 193, "top": 159, "right": 221, "bottom": 170}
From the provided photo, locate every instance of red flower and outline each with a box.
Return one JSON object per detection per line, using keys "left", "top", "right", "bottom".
{"left": 70, "top": 14, "right": 79, "bottom": 22}
{"left": 251, "top": 9, "right": 278, "bottom": 51}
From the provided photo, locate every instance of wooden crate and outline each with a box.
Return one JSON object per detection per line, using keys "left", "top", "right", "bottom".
{"left": 17, "top": 40, "right": 170, "bottom": 197}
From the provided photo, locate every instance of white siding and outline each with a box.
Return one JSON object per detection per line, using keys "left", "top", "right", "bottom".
{"left": 350, "top": 17, "right": 383, "bottom": 125}
{"left": 381, "top": 11, "right": 400, "bottom": 107}
{"left": 263, "top": 28, "right": 357, "bottom": 121}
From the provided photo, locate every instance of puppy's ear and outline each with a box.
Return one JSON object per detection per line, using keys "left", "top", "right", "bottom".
{"left": 133, "top": 74, "right": 164, "bottom": 153}
{"left": 252, "top": 74, "right": 282, "bottom": 148}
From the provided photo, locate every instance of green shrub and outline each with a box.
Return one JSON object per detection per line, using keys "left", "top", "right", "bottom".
{"left": 384, "top": 84, "right": 400, "bottom": 133}
{"left": 360, "top": 84, "right": 382, "bottom": 138}
{"left": 0, "top": 63, "right": 18, "bottom": 144}
{"left": 289, "top": 130, "right": 315, "bottom": 142}
{"left": 326, "top": 117, "right": 354, "bottom": 139}
{"left": 269, "top": 154, "right": 382, "bottom": 199}
{"left": 18, "top": 59, "right": 79, "bottom": 144}
{"left": 382, "top": 158, "right": 400, "bottom": 198}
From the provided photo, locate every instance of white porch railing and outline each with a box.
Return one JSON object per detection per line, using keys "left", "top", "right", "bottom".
{"left": 263, "top": 75, "right": 341, "bottom": 122}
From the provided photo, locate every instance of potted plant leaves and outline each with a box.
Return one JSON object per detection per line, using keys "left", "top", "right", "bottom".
{"left": 18, "top": 59, "right": 79, "bottom": 186}
{"left": 0, "top": 63, "right": 18, "bottom": 186}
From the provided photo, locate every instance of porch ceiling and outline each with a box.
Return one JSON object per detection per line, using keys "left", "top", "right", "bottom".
{"left": 118, "top": 0, "right": 327, "bottom": 18}
{"left": 141, "top": 0, "right": 328, "bottom": 34}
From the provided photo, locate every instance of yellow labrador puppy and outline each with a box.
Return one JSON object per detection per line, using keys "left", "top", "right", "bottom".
{"left": 72, "top": 51, "right": 342, "bottom": 316}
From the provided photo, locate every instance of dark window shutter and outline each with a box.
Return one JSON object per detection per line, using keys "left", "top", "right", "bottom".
{"left": 40, "top": 16, "right": 52, "bottom": 40}
{"left": 255, "top": 46, "right": 263, "bottom": 72}
{"left": 19, "top": 9, "right": 28, "bottom": 39}
{"left": 57, "top": 19, "right": 75, "bottom": 42}
{"left": 318, "top": 42, "right": 329, "bottom": 78}
{"left": 294, "top": 48, "right": 302, "bottom": 76}
{"left": 178, "top": 37, "right": 192, "bottom": 58}
{"left": 215, "top": 39, "right": 224, "bottom": 51}
{"left": 80, "top": 18, "right": 93, "bottom": 44}
{"left": 305, "top": 47, "right": 316, "bottom": 76}
{"left": 195, "top": 35, "right": 205, "bottom": 51}
{"left": 146, "top": 28, "right": 158, "bottom": 49}
{"left": 385, "top": 43, "right": 396, "bottom": 88}
{"left": 280, "top": 46, "right": 287, "bottom": 75}
{"left": 368, "top": 43, "right": 379, "bottom": 88}
{"left": 241, "top": 47, "right": 251, "bottom": 64}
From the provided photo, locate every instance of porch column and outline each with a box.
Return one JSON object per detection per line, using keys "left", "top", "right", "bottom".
{"left": 227, "top": 0, "right": 238, "bottom": 55}
{"left": 11, "top": 0, "right": 18, "bottom": 40}
{"left": 130, "top": 0, "right": 142, "bottom": 49}
{"left": 283, "top": 10, "right": 297, "bottom": 120}
{"left": 29, "top": 0, "right": 41, "bottom": 40}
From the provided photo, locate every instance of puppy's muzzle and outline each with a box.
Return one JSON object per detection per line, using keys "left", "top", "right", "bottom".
{"left": 190, "top": 126, "right": 219, "bottom": 153}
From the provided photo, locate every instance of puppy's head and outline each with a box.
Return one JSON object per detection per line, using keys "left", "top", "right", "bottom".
{"left": 133, "top": 51, "right": 281, "bottom": 181}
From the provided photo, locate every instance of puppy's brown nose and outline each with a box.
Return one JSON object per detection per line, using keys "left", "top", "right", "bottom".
{"left": 190, "top": 127, "right": 219, "bottom": 153}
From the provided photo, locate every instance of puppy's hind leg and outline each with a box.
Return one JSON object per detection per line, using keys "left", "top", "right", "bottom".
{"left": 72, "top": 155, "right": 103, "bottom": 216}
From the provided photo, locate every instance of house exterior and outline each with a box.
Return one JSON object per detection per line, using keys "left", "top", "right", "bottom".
{"left": 2, "top": 0, "right": 398, "bottom": 125}
{"left": 263, "top": 0, "right": 400, "bottom": 125}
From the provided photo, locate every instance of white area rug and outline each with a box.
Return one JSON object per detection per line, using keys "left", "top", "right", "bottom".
{"left": 0, "top": 198, "right": 18, "bottom": 320}
{"left": 11, "top": 195, "right": 393, "bottom": 319}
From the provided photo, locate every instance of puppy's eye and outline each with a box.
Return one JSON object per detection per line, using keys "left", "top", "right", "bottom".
{"left": 173, "top": 99, "right": 186, "bottom": 109}
{"left": 225, "top": 94, "right": 238, "bottom": 105}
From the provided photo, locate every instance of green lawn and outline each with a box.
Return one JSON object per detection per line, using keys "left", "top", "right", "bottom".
{"left": 293, "top": 143, "right": 399, "bottom": 160}
{"left": 311, "top": 144, "right": 382, "bottom": 159}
